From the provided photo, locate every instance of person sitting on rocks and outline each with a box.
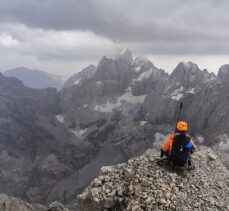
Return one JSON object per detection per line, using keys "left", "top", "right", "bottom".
{"left": 160, "top": 121, "right": 195, "bottom": 170}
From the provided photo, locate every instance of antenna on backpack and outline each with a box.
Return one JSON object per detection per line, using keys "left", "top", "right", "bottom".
{"left": 174, "top": 102, "right": 183, "bottom": 137}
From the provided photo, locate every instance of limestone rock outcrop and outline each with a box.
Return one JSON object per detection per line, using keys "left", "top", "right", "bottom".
{"left": 77, "top": 146, "right": 229, "bottom": 211}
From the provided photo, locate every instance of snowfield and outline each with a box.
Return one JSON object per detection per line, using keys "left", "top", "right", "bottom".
{"left": 170, "top": 87, "right": 184, "bottom": 101}
{"left": 136, "top": 69, "right": 154, "bottom": 81}
{"left": 55, "top": 115, "right": 64, "bottom": 123}
{"left": 94, "top": 87, "right": 146, "bottom": 112}
{"left": 69, "top": 128, "right": 87, "bottom": 138}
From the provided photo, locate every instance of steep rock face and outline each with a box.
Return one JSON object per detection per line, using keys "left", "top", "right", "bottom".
{"left": 63, "top": 65, "right": 97, "bottom": 89}
{"left": 0, "top": 73, "right": 88, "bottom": 206}
{"left": 77, "top": 146, "right": 229, "bottom": 211}
{"left": 4, "top": 67, "right": 63, "bottom": 90}
{"left": 218, "top": 64, "right": 229, "bottom": 81}
{"left": 169, "top": 62, "right": 217, "bottom": 89}
{"left": 143, "top": 61, "right": 226, "bottom": 144}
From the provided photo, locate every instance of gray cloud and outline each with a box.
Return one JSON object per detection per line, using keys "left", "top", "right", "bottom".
{"left": 0, "top": 24, "right": 117, "bottom": 61}
{"left": 1, "top": 0, "right": 229, "bottom": 43}
{"left": 1, "top": 0, "right": 229, "bottom": 75}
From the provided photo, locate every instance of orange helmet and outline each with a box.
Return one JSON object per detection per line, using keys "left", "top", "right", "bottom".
{"left": 177, "top": 121, "right": 188, "bottom": 131}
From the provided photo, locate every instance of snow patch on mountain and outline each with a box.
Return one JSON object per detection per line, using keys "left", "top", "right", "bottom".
{"left": 134, "top": 57, "right": 152, "bottom": 66}
{"left": 119, "top": 88, "right": 146, "bottom": 104}
{"left": 94, "top": 87, "right": 146, "bottom": 113}
{"left": 139, "top": 121, "right": 148, "bottom": 126}
{"left": 74, "top": 80, "right": 80, "bottom": 85}
{"left": 203, "top": 73, "right": 217, "bottom": 84}
{"left": 218, "top": 134, "right": 229, "bottom": 152}
{"left": 94, "top": 102, "right": 116, "bottom": 113}
{"left": 136, "top": 69, "right": 154, "bottom": 81}
{"left": 186, "top": 88, "right": 195, "bottom": 94}
{"left": 170, "top": 87, "right": 184, "bottom": 100}
{"left": 134, "top": 66, "right": 141, "bottom": 73}
{"left": 115, "top": 49, "right": 132, "bottom": 64}
{"left": 69, "top": 128, "right": 87, "bottom": 138}
{"left": 182, "top": 61, "right": 193, "bottom": 69}
{"left": 64, "top": 64, "right": 96, "bottom": 89}
{"left": 55, "top": 115, "right": 64, "bottom": 123}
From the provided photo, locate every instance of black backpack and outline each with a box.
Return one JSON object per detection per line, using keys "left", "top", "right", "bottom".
{"left": 170, "top": 134, "right": 191, "bottom": 167}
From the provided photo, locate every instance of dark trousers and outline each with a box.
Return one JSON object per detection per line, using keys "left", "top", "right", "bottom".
{"left": 165, "top": 152, "right": 195, "bottom": 170}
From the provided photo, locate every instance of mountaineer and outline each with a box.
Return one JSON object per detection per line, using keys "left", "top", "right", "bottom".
{"left": 160, "top": 121, "right": 195, "bottom": 170}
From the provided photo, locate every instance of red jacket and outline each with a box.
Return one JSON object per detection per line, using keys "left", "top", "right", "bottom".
{"left": 163, "top": 133, "right": 195, "bottom": 153}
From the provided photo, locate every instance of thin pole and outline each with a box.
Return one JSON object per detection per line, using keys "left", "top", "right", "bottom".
{"left": 174, "top": 102, "right": 183, "bottom": 137}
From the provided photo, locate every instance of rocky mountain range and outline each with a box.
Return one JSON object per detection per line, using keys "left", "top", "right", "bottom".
{"left": 60, "top": 49, "right": 229, "bottom": 167}
{"left": 0, "top": 72, "right": 90, "bottom": 208}
{"left": 0, "top": 49, "right": 229, "bottom": 209}
{"left": 4, "top": 67, "right": 65, "bottom": 90}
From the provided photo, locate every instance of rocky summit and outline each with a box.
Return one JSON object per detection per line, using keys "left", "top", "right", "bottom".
{"left": 77, "top": 146, "right": 229, "bottom": 211}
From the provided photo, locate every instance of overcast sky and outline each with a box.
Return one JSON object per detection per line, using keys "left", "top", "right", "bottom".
{"left": 1, "top": 0, "right": 229, "bottom": 76}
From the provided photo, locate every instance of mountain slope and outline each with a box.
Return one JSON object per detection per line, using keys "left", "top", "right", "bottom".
{"left": 4, "top": 67, "right": 63, "bottom": 90}
{"left": 63, "top": 64, "right": 96, "bottom": 89}
{"left": 0, "top": 73, "right": 89, "bottom": 207}
{"left": 77, "top": 146, "right": 229, "bottom": 211}
{"left": 0, "top": 193, "right": 46, "bottom": 211}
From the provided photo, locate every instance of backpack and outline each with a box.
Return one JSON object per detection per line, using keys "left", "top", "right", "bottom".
{"left": 170, "top": 134, "right": 191, "bottom": 167}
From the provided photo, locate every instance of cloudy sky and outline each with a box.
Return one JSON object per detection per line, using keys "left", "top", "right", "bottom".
{"left": 1, "top": 0, "right": 229, "bottom": 76}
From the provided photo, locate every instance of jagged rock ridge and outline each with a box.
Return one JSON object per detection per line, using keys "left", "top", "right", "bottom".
{"left": 61, "top": 49, "right": 167, "bottom": 127}
{"left": 77, "top": 146, "right": 229, "bottom": 211}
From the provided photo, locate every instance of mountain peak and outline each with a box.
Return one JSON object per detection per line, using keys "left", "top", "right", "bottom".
{"left": 179, "top": 61, "right": 198, "bottom": 70}
{"left": 63, "top": 64, "right": 96, "bottom": 89}
{"left": 134, "top": 56, "right": 154, "bottom": 68}
{"left": 4, "top": 67, "right": 63, "bottom": 90}
{"left": 170, "top": 61, "right": 201, "bottom": 81}
{"left": 218, "top": 64, "right": 229, "bottom": 81}
{"left": 77, "top": 146, "right": 229, "bottom": 211}
{"left": 115, "top": 49, "right": 132, "bottom": 64}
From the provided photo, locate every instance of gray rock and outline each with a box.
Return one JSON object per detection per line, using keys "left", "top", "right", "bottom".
{"left": 0, "top": 193, "right": 46, "bottom": 211}
{"left": 207, "top": 152, "right": 217, "bottom": 161}
{"left": 124, "top": 168, "right": 135, "bottom": 179}
{"left": 77, "top": 146, "right": 229, "bottom": 211}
